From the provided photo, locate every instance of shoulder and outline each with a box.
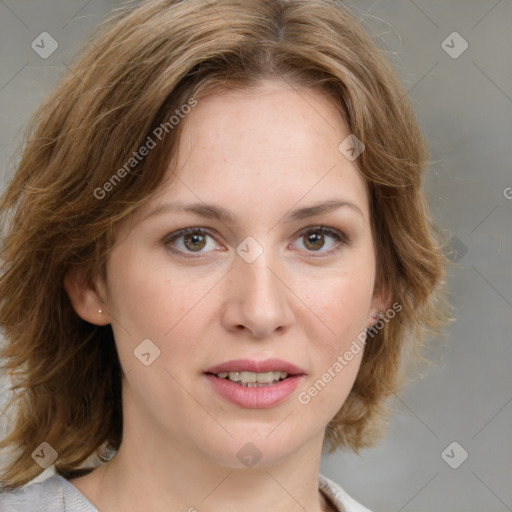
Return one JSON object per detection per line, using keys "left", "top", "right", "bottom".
{"left": 0, "top": 474, "right": 97, "bottom": 512}
{"left": 0, "top": 474, "right": 66, "bottom": 512}
{"left": 319, "top": 473, "right": 373, "bottom": 512}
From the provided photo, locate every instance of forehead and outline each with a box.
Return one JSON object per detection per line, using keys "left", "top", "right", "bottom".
{"left": 176, "top": 81, "right": 351, "bottom": 166}
{"left": 135, "top": 81, "right": 369, "bottom": 226}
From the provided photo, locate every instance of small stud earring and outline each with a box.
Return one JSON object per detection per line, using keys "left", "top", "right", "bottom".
{"left": 373, "top": 310, "right": 383, "bottom": 320}
{"left": 98, "top": 309, "right": 103, "bottom": 314}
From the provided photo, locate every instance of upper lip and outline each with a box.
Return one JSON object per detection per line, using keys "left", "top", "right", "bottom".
{"left": 205, "top": 358, "right": 306, "bottom": 376}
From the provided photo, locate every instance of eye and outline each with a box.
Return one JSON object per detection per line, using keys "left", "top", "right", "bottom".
{"left": 291, "top": 226, "right": 348, "bottom": 256}
{"left": 163, "top": 225, "right": 349, "bottom": 258}
{"left": 163, "top": 228, "right": 220, "bottom": 256}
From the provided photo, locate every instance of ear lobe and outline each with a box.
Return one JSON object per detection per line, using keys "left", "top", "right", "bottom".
{"left": 368, "top": 279, "right": 393, "bottom": 327}
{"left": 64, "top": 267, "right": 110, "bottom": 326}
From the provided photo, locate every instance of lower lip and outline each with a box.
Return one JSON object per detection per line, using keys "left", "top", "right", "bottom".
{"left": 205, "top": 374, "right": 304, "bottom": 409}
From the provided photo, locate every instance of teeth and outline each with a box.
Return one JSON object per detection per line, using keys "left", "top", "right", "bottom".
{"left": 215, "top": 371, "right": 289, "bottom": 385}
{"left": 239, "top": 371, "right": 257, "bottom": 383}
{"left": 252, "top": 371, "right": 273, "bottom": 383}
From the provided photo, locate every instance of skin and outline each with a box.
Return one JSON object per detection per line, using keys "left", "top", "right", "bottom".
{"left": 65, "top": 79, "right": 389, "bottom": 512}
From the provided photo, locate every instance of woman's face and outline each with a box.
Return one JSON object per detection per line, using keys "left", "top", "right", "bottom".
{"left": 94, "top": 81, "right": 385, "bottom": 468}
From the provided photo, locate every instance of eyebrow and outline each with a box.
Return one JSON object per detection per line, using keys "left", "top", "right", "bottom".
{"left": 142, "top": 198, "right": 364, "bottom": 225}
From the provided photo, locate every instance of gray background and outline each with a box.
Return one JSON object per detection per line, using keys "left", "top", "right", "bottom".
{"left": 0, "top": 1, "right": 511, "bottom": 511}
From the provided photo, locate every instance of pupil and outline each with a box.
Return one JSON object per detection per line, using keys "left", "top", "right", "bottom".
{"left": 305, "top": 232, "right": 324, "bottom": 250}
{"left": 184, "top": 233, "right": 206, "bottom": 251}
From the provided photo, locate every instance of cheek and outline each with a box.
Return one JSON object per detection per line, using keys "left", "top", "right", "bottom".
{"left": 297, "top": 271, "right": 371, "bottom": 418}
{"left": 294, "top": 257, "right": 375, "bottom": 415}
{"left": 299, "top": 262, "right": 375, "bottom": 348}
{"left": 105, "top": 245, "right": 218, "bottom": 339}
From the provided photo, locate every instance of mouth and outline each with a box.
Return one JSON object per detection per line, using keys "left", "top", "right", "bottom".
{"left": 204, "top": 359, "right": 306, "bottom": 408}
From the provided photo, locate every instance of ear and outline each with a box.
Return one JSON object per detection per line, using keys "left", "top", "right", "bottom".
{"left": 64, "top": 267, "right": 111, "bottom": 326}
{"left": 368, "top": 277, "right": 393, "bottom": 328}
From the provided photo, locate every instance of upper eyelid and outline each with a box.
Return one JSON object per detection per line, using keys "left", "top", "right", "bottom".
{"left": 295, "top": 225, "right": 346, "bottom": 240}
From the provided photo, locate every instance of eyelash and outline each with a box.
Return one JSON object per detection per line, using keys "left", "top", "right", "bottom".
{"left": 163, "top": 226, "right": 350, "bottom": 259}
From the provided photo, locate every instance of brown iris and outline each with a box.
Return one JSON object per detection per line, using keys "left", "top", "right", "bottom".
{"left": 184, "top": 233, "right": 207, "bottom": 251}
{"left": 303, "top": 231, "right": 325, "bottom": 250}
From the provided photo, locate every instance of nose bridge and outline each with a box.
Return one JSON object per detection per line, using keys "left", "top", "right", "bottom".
{"left": 223, "top": 242, "right": 294, "bottom": 337}
{"left": 238, "top": 242, "right": 282, "bottom": 303}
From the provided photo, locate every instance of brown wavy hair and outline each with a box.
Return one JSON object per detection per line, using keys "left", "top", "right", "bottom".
{"left": 0, "top": 0, "right": 451, "bottom": 490}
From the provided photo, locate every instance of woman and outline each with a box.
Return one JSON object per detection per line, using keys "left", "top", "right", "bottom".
{"left": 0, "top": 0, "right": 450, "bottom": 510}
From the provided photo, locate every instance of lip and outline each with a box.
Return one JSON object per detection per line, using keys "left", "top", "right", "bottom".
{"left": 205, "top": 374, "right": 304, "bottom": 409}
{"left": 205, "top": 358, "right": 306, "bottom": 376}
{"left": 204, "top": 358, "right": 306, "bottom": 409}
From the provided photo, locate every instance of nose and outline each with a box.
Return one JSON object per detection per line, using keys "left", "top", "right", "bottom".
{"left": 220, "top": 250, "right": 295, "bottom": 339}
